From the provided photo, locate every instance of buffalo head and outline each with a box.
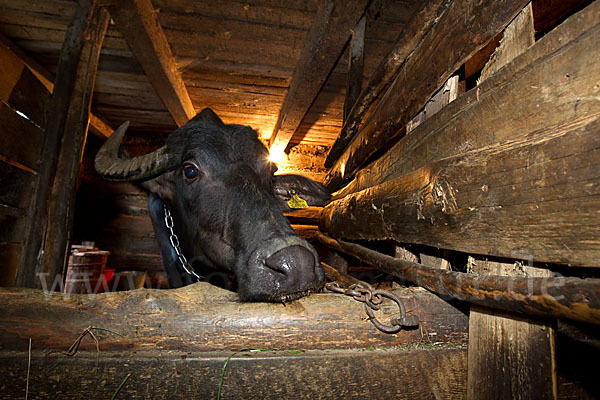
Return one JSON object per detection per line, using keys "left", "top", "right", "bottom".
{"left": 94, "top": 109, "right": 328, "bottom": 302}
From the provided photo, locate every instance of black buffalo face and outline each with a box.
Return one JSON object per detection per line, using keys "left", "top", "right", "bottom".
{"left": 95, "top": 108, "right": 328, "bottom": 302}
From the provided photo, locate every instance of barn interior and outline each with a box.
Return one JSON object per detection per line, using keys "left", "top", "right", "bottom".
{"left": 1, "top": 0, "right": 599, "bottom": 398}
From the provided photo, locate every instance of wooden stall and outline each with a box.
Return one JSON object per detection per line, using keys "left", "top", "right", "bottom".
{"left": 0, "top": 0, "right": 599, "bottom": 398}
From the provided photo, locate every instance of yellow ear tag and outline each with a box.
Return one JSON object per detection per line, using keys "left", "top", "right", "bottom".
{"left": 287, "top": 189, "right": 308, "bottom": 209}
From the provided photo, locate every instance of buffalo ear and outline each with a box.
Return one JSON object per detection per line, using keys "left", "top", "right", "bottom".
{"left": 191, "top": 108, "right": 224, "bottom": 125}
{"left": 272, "top": 174, "right": 331, "bottom": 212}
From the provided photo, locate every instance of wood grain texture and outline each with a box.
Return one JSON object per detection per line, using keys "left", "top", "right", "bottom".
{"left": 324, "top": 0, "right": 450, "bottom": 167}
{"left": 315, "top": 232, "right": 600, "bottom": 325}
{"left": 110, "top": 0, "right": 195, "bottom": 126}
{"left": 268, "top": 0, "right": 370, "bottom": 153}
{"left": 0, "top": 283, "right": 468, "bottom": 352}
{"left": 467, "top": 7, "right": 557, "bottom": 400}
{"left": 324, "top": 0, "right": 531, "bottom": 190}
{"left": 0, "top": 347, "right": 467, "bottom": 399}
{"left": 321, "top": 115, "right": 600, "bottom": 266}
{"left": 39, "top": 7, "right": 110, "bottom": 288}
{"left": 468, "top": 261, "right": 557, "bottom": 400}
{"left": 333, "top": 0, "right": 600, "bottom": 199}
{"left": 18, "top": 0, "right": 96, "bottom": 288}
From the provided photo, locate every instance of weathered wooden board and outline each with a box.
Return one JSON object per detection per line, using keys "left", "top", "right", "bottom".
{"left": 466, "top": 6, "right": 557, "bottom": 400}
{"left": 0, "top": 242, "right": 19, "bottom": 287}
{"left": 0, "top": 347, "right": 467, "bottom": 399}
{"left": 0, "top": 283, "right": 468, "bottom": 352}
{"left": 324, "top": 0, "right": 531, "bottom": 189}
{"left": 333, "top": 0, "right": 600, "bottom": 199}
{"left": 325, "top": 0, "right": 451, "bottom": 167}
{"left": 468, "top": 261, "right": 557, "bottom": 400}
{"left": 321, "top": 114, "right": 600, "bottom": 266}
{"left": 268, "top": 0, "right": 370, "bottom": 154}
{"left": 110, "top": 0, "right": 195, "bottom": 127}
{"left": 0, "top": 35, "right": 48, "bottom": 127}
{"left": 0, "top": 161, "right": 36, "bottom": 210}
{"left": 0, "top": 104, "right": 43, "bottom": 170}
{"left": 39, "top": 6, "right": 109, "bottom": 287}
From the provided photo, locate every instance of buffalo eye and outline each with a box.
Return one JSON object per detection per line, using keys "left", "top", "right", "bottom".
{"left": 183, "top": 163, "right": 200, "bottom": 181}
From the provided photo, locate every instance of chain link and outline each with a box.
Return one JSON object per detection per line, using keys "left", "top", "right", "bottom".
{"left": 163, "top": 204, "right": 202, "bottom": 281}
{"left": 325, "top": 281, "right": 419, "bottom": 334}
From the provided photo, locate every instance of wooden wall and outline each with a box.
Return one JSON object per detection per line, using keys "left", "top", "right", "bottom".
{"left": 74, "top": 133, "right": 167, "bottom": 288}
{"left": 0, "top": 40, "right": 49, "bottom": 287}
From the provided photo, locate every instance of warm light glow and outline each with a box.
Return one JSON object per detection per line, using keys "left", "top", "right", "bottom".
{"left": 268, "top": 144, "right": 287, "bottom": 165}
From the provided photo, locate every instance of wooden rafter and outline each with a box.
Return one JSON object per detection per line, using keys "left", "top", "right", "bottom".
{"left": 324, "top": 0, "right": 531, "bottom": 190}
{"left": 111, "top": 0, "right": 195, "bottom": 127}
{"left": 268, "top": 0, "right": 370, "bottom": 156}
{"left": 324, "top": 0, "right": 450, "bottom": 168}
{"left": 0, "top": 33, "right": 114, "bottom": 139}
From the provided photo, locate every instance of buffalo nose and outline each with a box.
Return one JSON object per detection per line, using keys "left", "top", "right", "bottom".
{"left": 265, "top": 245, "right": 317, "bottom": 288}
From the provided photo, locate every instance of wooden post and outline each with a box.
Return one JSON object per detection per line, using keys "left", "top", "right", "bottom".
{"left": 324, "top": 0, "right": 451, "bottom": 167}
{"left": 467, "top": 5, "right": 557, "bottom": 400}
{"left": 343, "top": 14, "right": 365, "bottom": 123}
{"left": 324, "top": 0, "right": 531, "bottom": 190}
{"left": 268, "top": 0, "right": 370, "bottom": 156}
{"left": 17, "top": 0, "right": 97, "bottom": 288}
{"left": 38, "top": 4, "right": 110, "bottom": 289}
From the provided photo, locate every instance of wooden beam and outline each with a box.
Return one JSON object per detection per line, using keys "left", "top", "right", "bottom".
{"left": 110, "top": 0, "right": 195, "bottom": 127}
{"left": 467, "top": 261, "right": 557, "bottom": 400}
{"left": 17, "top": 0, "right": 98, "bottom": 288}
{"left": 321, "top": 112, "right": 600, "bottom": 266}
{"left": 324, "top": 0, "right": 451, "bottom": 168}
{"left": 268, "top": 0, "right": 369, "bottom": 156}
{"left": 343, "top": 14, "right": 365, "bottom": 122}
{"left": 0, "top": 32, "right": 113, "bottom": 139}
{"left": 38, "top": 6, "right": 110, "bottom": 289}
{"left": 0, "top": 347, "right": 467, "bottom": 399}
{"left": 332, "top": 0, "right": 600, "bottom": 199}
{"left": 466, "top": 5, "right": 557, "bottom": 400}
{"left": 315, "top": 232, "right": 600, "bottom": 325}
{"left": 324, "top": 0, "right": 530, "bottom": 190}
{"left": 0, "top": 283, "right": 467, "bottom": 352}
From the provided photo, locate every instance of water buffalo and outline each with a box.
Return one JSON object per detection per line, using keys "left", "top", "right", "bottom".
{"left": 95, "top": 108, "right": 329, "bottom": 302}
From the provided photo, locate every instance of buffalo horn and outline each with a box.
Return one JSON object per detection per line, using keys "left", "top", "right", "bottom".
{"left": 94, "top": 121, "right": 177, "bottom": 181}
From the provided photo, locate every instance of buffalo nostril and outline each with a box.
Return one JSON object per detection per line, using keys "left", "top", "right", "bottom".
{"left": 264, "top": 245, "right": 315, "bottom": 276}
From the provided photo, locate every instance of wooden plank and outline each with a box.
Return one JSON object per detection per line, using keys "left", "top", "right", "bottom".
{"left": 324, "top": 0, "right": 531, "bottom": 190}
{"left": 0, "top": 35, "right": 49, "bottom": 127}
{"left": 343, "top": 14, "right": 365, "bottom": 122}
{"left": 315, "top": 232, "right": 600, "bottom": 325}
{"left": 0, "top": 104, "right": 43, "bottom": 170}
{"left": 39, "top": 7, "right": 110, "bottom": 288}
{"left": 468, "top": 260, "right": 557, "bottom": 400}
{"left": 284, "top": 206, "right": 323, "bottom": 224}
{"left": 0, "top": 283, "right": 468, "bottom": 352}
{"left": 466, "top": 6, "right": 557, "bottom": 400}
{"left": 110, "top": 0, "right": 196, "bottom": 126}
{"left": 268, "top": 0, "right": 370, "bottom": 156}
{"left": 0, "top": 32, "right": 114, "bottom": 139}
{"left": 321, "top": 113, "right": 600, "bottom": 267}
{"left": 0, "top": 347, "right": 467, "bottom": 399}
{"left": 324, "top": 0, "right": 451, "bottom": 167}
{"left": 18, "top": 0, "right": 98, "bottom": 288}
{"left": 332, "top": 0, "right": 600, "bottom": 199}
{"left": 0, "top": 161, "right": 36, "bottom": 210}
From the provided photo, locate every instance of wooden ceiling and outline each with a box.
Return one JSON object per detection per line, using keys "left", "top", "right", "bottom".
{"left": 0, "top": 0, "right": 421, "bottom": 155}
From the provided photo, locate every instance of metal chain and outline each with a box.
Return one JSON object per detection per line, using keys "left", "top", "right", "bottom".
{"left": 163, "top": 204, "right": 202, "bottom": 281}
{"left": 325, "top": 281, "right": 419, "bottom": 334}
